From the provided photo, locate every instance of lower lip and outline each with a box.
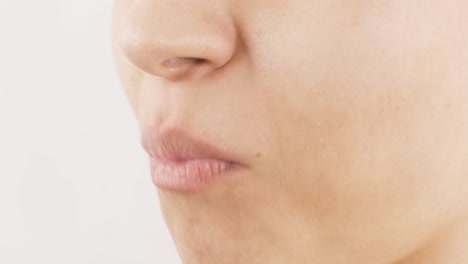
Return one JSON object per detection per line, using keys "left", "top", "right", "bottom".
{"left": 150, "top": 158, "right": 238, "bottom": 192}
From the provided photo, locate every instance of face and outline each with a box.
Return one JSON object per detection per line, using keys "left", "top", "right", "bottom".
{"left": 112, "top": 1, "right": 468, "bottom": 263}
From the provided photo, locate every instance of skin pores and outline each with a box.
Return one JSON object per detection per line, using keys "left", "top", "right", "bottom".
{"left": 112, "top": 1, "right": 468, "bottom": 263}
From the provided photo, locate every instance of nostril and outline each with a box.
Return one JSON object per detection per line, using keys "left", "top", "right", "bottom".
{"left": 161, "top": 57, "right": 207, "bottom": 68}
{"left": 158, "top": 57, "right": 211, "bottom": 80}
{"left": 193, "top": 58, "right": 207, "bottom": 64}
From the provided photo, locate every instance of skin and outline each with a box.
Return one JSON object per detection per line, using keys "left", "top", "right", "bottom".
{"left": 112, "top": 0, "right": 468, "bottom": 263}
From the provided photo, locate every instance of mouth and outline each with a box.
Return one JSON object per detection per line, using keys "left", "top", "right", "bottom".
{"left": 141, "top": 127, "right": 244, "bottom": 192}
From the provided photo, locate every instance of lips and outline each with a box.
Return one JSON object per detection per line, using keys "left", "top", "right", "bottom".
{"left": 141, "top": 127, "right": 242, "bottom": 192}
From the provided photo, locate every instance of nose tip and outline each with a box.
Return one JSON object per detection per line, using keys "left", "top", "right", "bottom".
{"left": 118, "top": 1, "right": 237, "bottom": 81}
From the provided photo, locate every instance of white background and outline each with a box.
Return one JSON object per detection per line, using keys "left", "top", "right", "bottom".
{"left": 0, "top": 1, "right": 180, "bottom": 263}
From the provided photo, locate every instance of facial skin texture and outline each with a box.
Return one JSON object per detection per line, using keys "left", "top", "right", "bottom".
{"left": 112, "top": 1, "right": 468, "bottom": 263}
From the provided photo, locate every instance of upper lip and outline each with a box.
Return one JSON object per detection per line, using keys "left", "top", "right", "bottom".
{"left": 141, "top": 127, "right": 239, "bottom": 163}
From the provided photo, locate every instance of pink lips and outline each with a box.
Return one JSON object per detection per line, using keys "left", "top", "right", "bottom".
{"left": 142, "top": 128, "right": 241, "bottom": 192}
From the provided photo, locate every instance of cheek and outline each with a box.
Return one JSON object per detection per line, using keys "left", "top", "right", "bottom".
{"left": 256, "top": 0, "right": 466, "bottom": 202}
{"left": 249, "top": 0, "right": 468, "bottom": 258}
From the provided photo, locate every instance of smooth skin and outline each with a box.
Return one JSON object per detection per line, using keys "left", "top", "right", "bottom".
{"left": 112, "top": 1, "right": 468, "bottom": 263}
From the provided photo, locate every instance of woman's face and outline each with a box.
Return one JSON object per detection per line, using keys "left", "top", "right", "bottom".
{"left": 112, "top": 1, "right": 468, "bottom": 263}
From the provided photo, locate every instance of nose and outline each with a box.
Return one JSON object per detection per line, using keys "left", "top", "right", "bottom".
{"left": 117, "top": 1, "right": 237, "bottom": 81}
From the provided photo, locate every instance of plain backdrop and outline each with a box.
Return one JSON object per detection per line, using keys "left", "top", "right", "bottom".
{"left": 0, "top": 1, "right": 180, "bottom": 263}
